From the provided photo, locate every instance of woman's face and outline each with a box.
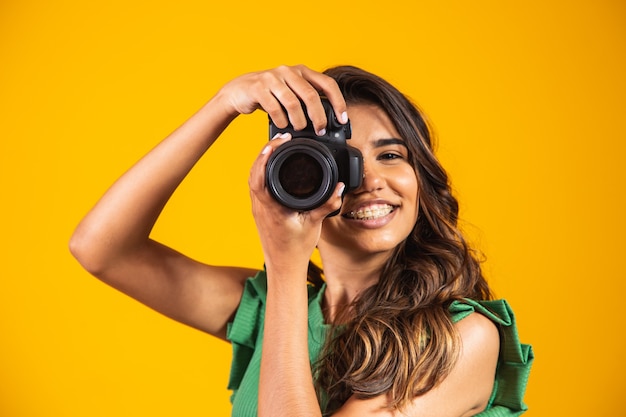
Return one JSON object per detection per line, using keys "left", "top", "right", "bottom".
{"left": 318, "top": 104, "right": 419, "bottom": 259}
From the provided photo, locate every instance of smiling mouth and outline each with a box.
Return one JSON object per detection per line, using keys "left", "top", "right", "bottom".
{"left": 343, "top": 204, "right": 395, "bottom": 220}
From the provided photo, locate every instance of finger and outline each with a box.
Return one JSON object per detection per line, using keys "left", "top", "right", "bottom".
{"left": 247, "top": 68, "right": 307, "bottom": 129}
{"left": 309, "top": 182, "right": 346, "bottom": 222}
{"left": 270, "top": 65, "right": 328, "bottom": 134}
{"left": 296, "top": 65, "right": 348, "bottom": 126}
{"left": 248, "top": 134, "right": 292, "bottom": 194}
{"left": 258, "top": 93, "right": 290, "bottom": 129}
{"left": 271, "top": 66, "right": 322, "bottom": 131}
{"left": 255, "top": 82, "right": 299, "bottom": 129}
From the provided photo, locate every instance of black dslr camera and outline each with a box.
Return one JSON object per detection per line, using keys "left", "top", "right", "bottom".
{"left": 266, "top": 98, "right": 363, "bottom": 212}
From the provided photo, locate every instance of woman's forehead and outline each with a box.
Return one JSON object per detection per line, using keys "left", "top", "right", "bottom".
{"left": 346, "top": 105, "right": 401, "bottom": 147}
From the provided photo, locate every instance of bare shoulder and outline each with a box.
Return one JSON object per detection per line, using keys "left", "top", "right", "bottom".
{"left": 456, "top": 311, "right": 500, "bottom": 355}
{"left": 423, "top": 312, "right": 499, "bottom": 416}
{"left": 455, "top": 312, "right": 500, "bottom": 396}
{"left": 332, "top": 312, "right": 500, "bottom": 417}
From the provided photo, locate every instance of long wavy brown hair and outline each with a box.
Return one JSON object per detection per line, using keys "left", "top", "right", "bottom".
{"left": 308, "top": 66, "right": 493, "bottom": 415}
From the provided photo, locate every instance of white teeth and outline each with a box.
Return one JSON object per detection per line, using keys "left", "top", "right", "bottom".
{"left": 345, "top": 204, "right": 394, "bottom": 220}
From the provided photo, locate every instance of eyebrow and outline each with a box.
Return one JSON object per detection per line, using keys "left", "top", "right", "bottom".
{"left": 373, "top": 138, "right": 408, "bottom": 148}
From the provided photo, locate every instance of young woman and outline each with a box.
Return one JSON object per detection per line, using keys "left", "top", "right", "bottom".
{"left": 70, "top": 65, "right": 532, "bottom": 416}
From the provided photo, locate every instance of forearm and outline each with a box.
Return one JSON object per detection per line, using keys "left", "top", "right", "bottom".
{"left": 259, "top": 266, "right": 323, "bottom": 417}
{"left": 70, "top": 94, "right": 237, "bottom": 273}
{"left": 239, "top": 64, "right": 349, "bottom": 416}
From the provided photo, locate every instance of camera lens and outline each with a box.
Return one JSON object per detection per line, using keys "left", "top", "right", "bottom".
{"left": 278, "top": 153, "right": 324, "bottom": 198}
{"left": 266, "top": 139, "right": 338, "bottom": 211}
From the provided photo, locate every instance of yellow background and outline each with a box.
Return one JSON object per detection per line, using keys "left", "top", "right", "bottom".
{"left": 1, "top": 0, "right": 624, "bottom": 415}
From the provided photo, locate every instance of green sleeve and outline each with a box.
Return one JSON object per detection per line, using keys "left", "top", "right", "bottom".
{"left": 226, "top": 271, "right": 267, "bottom": 393}
{"left": 449, "top": 299, "right": 534, "bottom": 416}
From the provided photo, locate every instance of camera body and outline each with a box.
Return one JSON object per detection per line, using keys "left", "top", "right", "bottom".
{"left": 266, "top": 98, "right": 363, "bottom": 211}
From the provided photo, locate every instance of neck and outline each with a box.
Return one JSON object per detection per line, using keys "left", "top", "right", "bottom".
{"left": 317, "top": 245, "right": 391, "bottom": 323}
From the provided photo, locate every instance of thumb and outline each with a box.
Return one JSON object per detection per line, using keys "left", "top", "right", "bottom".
{"left": 321, "top": 182, "right": 346, "bottom": 219}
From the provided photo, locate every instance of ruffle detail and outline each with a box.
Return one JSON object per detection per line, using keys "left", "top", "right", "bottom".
{"left": 449, "top": 299, "right": 534, "bottom": 416}
{"left": 226, "top": 271, "right": 326, "bottom": 393}
{"left": 226, "top": 271, "right": 267, "bottom": 393}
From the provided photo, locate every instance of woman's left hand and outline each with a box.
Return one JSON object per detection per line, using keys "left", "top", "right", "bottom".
{"left": 248, "top": 133, "right": 344, "bottom": 278}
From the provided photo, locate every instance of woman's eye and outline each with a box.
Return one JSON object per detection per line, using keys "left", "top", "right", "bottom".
{"left": 379, "top": 152, "right": 403, "bottom": 160}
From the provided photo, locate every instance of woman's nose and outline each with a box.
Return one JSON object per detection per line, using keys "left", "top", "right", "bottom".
{"left": 357, "top": 162, "right": 384, "bottom": 193}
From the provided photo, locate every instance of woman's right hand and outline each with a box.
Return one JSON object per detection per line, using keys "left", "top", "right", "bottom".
{"left": 214, "top": 64, "right": 349, "bottom": 136}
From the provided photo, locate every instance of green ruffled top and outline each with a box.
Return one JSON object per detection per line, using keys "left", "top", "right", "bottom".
{"left": 226, "top": 271, "right": 533, "bottom": 417}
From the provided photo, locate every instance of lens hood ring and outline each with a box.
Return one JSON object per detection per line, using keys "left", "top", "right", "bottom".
{"left": 266, "top": 139, "right": 339, "bottom": 211}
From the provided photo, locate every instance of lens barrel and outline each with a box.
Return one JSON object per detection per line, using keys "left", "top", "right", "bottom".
{"left": 266, "top": 139, "right": 339, "bottom": 211}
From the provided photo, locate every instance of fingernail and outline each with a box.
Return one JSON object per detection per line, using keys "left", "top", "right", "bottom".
{"left": 280, "top": 132, "right": 290, "bottom": 139}
{"left": 261, "top": 145, "right": 271, "bottom": 155}
{"left": 317, "top": 128, "right": 326, "bottom": 136}
{"left": 271, "top": 133, "right": 282, "bottom": 140}
{"left": 341, "top": 112, "right": 348, "bottom": 124}
{"left": 337, "top": 183, "right": 346, "bottom": 197}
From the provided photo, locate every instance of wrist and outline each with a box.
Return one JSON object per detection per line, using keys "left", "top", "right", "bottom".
{"left": 206, "top": 89, "right": 240, "bottom": 123}
{"left": 264, "top": 261, "right": 309, "bottom": 286}
{"left": 211, "top": 85, "right": 249, "bottom": 120}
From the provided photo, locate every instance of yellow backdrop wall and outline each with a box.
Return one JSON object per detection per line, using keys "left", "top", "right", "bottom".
{"left": 1, "top": 0, "right": 624, "bottom": 416}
